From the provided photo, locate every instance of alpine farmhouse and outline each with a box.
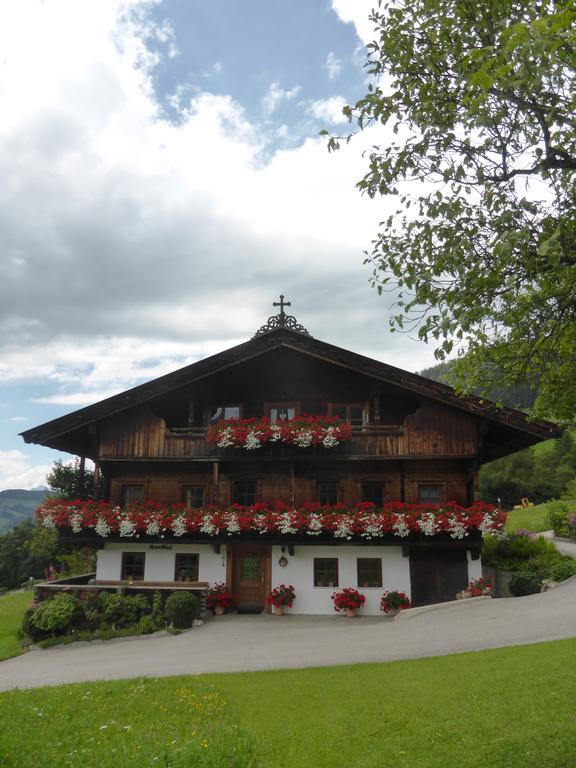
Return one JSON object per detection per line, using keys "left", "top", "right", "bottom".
{"left": 23, "top": 301, "right": 560, "bottom": 614}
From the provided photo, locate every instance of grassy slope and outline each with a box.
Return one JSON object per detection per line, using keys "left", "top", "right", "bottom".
{"left": 2, "top": 639, "right": 576, "bottom": 767}
{"left": 0, "top": 591, "right": 32, "bottom": 661}
{"left": 505, "top": 501, "right": 552, "bottom": 533}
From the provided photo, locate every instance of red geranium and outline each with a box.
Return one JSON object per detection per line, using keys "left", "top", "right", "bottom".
{"left": 331, "top": 587, "right": 366, "bottom": 612}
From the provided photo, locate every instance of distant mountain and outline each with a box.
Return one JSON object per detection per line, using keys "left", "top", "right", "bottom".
{"left": 0, "top": 488, "right": 48, "bottom": 534}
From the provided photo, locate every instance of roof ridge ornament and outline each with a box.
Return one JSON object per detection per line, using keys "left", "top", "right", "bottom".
{"left": 254, "top": 295, "right": 312, "bottom": 337}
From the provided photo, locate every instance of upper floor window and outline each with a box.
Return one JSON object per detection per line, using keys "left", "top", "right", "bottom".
{"left": 419, "top": 484, "right": 443, "bottom": 505}
{"left": 233, "top": 480, "right": 257, "bottom": 506}
{"left": 317, "top": 481, "right": 338, "bottom": 506}
{"left": 269, "top": 403, "right": 297, "bottom": 423}
{"left": 329, "top": 404, "right": 367, "bottom": 429}
{"left": 361, "top": 483, "right": 385, "bottom": 507}
{"left": 183, "top": 485, "right": 205, "bottom": 508}
{"left": 209, "top": 405, "right": 240, "bottom": 425}
{"left": 121, "top": 484, "right": 145, "bottom": 506}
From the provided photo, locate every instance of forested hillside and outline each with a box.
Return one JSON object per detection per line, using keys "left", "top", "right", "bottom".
{"left": 0, "top": 489, "right": 47, "bottom": 534}
{"left": 419, "top": 362, "right": 575, "bottom": 507}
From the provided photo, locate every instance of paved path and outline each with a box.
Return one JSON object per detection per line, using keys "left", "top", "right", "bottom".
{"left": 2, "top": 576, "right": 576, "bottom": 692}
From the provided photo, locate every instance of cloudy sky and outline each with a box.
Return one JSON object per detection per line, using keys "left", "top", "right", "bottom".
{"left": 0, "top": 0, "right": 439, "bottom": 490}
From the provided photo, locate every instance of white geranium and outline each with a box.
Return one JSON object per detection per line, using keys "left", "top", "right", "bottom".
{"left": 42, "top": 513, "right": 56, "bottom": 530}
{"left": 244, "top": 431, "right": 261, "bottom": 450}
{"left": 294, "top": 430, "right": 313, "bottom": 447}
{"left": 418, "top": 513, "right": 437, "bottom": 537}
{"left": 119, "top": 517, "right": 135, "bottom": 537}
{"left": 334, "top": 515, "right": 353, "bottom": 539}
{"left": 448, "top": 519, "right": 467, "bottom": 539}
{"left": 171, "top": 516, "right": 186, "bottom": 537}
{"left": 225, "top": 512, "right": 240, "bottom": 534}
{"left": 360, "top": 515, "right": 383, "bottom": 540}
{"left": 200, "top": 517, "right": 218, "bottom": 535}
{"left": 146, "top": 520, "right": 160, "bottom": 536}
{"left": 269, "top": 425, "right": 282, "bottom": 442}
{"left": 216, "top": 427, "right": 235, "bottom": 448}
{"left": 278, "top": 512, "right": 297, "bottom": 535}
{"left": 322, "top": 427, "right": 339, "bottom": 448}
{"left": 306, "top": 513, "right": 323, "bottom": 535}
{"left": 392, "top": 517, "right": 410, "bottom": 538}
{"left": 94, "top": 518, "right": 111, "bottom": 538}
{"left": 70, "top": 513, "right": 83, "bottom": 534}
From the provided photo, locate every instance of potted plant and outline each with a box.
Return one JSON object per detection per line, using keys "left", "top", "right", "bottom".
{"left": 206, "top": 582, "right": 236, "bottom": 615}
{"left": 380, "top": 590, "right": 412, "bottom": 617}
{"left": 267, "top": 584, "right": 296, "bottom": 615}
{"left": 467, "top": 577, "right": 492, "bottom": 597}
{"left": 331, "top": 587, "right": 366, "bottom": 618}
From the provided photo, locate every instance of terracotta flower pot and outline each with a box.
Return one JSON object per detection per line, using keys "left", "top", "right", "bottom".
{"left": 214, "top": 605, "right": 225, "bottom": 616}
{"left": 344, "top": 607, "right": 357, "bottom": 618}
{"left": 274, "top": 604, "right": 284, "bottom": 616}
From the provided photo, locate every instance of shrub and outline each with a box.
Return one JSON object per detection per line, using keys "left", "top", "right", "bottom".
{"left": 151, "top": 590, "right": 165, "bottom": 626}
{"left": 482, "top": 533, "right": 559, "bottom": 571}
{"left": 165, "top": 591, "right": 198, "bottom": 628}
{"left": 548, "top": 500, "right": 575, "bottom": 538}
{"left": 138, "top": 614, "right": 159, "bottom": 634}
{"left": 29, "top": 593, "right": 80, "bottom": 636}
{"left": 98, "top": 592, "right": 150, "bottom": 628}
{"left": 509, "top": 571, "right": 543, "bottom": 596}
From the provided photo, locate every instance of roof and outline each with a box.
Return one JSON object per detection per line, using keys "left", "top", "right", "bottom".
{"left": 21, "top": 326, "right": 561, "bottom": 450}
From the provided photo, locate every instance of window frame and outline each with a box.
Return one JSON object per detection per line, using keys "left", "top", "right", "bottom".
{"left": 356, "top": 557, "right": 383, "bottom": 588}
{"left": 233, "top": 480, "right": 257, "bottom": 506}
{"left": 121, "top": 551, "right": 146, "bottom": 581}
{"left": 121, "top": 484, "right": 146, "bottom": 507}
{"left": 265, "top": 401, "right": 300, "bottom": 423}
{"left": 317, "top": 480, "right": 339, "bottom": 506}
{"left": 418, "top": 483, "right": 444, "bottom": 505}
{"left": 183, "top": 485, "right": 205, "bottom": 508}
{"left": 361, "top": 483, "right": 386, "bottom": 507}
{"left": 328, "top": 403, "right": 368, "bottom": 429}
{"left": 313, "top": 557, "right": 339, "bottom": 588}
{"left": 174, "top": 552, "right": 199, "bottom": 582}
{"left": 207, "top": 404, "right": 242, "bottom": 426}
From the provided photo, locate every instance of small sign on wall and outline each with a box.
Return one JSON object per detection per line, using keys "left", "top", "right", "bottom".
{"left": 149, "top": 544, "right": 173, "bottom": 550}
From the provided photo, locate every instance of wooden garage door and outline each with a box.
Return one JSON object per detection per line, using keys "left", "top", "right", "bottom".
{"left": 409, "top": 548, "right": 468, "bottom": 607}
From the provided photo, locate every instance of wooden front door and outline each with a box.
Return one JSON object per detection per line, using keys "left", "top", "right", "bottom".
{"left": 409, "top": 548, "right": 468, "bottom": 607}
{"left": 231, "top": 545, "right": 270, "bottom": 611}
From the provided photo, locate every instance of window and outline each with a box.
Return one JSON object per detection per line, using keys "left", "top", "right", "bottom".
{"left": 121, "top": 552, "right": 145, "bottom": 581}
{"left": 317, "top": 481, "right": 338, "bottom": 506}
{"left": 183, "top": 485, "right": 205, "bottom": 508}
{"left": 419, "top": 484, "right": 443, "bottom": 504}
{"left": 209, "top": 405, "right": 240, "bottom": 425}
{"left": 269, "top": 404, "right": 296, "bottom": 423}
{"left": 175, "top": 553, "right": 199, "bottom": 582}
{"left": 233, "top": 480, "right": 257, "bottom": 506}
{"left": 357, "top": 558, "right": 383, "bottom": 588}
{"left": 329, "top": 404, "right": 366, "bottom": 429}
{"left": 314, "top": 558, "right": 339, "bottom": 587}
{"left": 361, "top": 483, "right": 385, "bottom": 507}
{"left": 121, "top": 484, "right": 145, "bottom": 506}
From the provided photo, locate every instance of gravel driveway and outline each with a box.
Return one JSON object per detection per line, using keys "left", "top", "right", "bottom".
{"left": 2, "top": 575, "right": 576, "bottom": 692}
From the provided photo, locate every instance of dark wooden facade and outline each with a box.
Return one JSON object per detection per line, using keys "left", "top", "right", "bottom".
{"left": 22, "top": 326, "right": 560, "bottom": 512}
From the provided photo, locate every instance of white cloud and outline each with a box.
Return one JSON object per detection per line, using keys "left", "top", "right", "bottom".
{"left": 0, "top": 0, "right": 441, "bottom": 489}
{"left": 325, "top": 51, "right": 343, "bottom": 80}
{"left": 330, "top": 0, "right": 377, "bottom": 44}
{"left": 261, "top": 82, "right": 301, "bottom": 117}
{"left": 307, "top": 96, "right": 348, "bottom": 124}
{"left": 0, "top": 450, "right": 51, "bottom": 491}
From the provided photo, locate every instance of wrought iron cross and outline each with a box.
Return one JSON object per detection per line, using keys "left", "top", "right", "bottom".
{"left": 273, "top": 295, "right": 291, "bottom": 318}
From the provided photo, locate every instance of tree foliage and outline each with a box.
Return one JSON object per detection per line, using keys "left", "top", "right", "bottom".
{"left": 334, "top": 0, "right": 576, "bottom": 420}
{"left": 47, "top": 458, "right": 98, "bottom": 500}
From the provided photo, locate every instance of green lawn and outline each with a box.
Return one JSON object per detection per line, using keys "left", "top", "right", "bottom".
{"left": 505, "top": 501, "right": 552, "bottom": 533}
{"left": 0, "top": 591, "right": 32, "bottom": 661}
{"left": 2, "top": 639, "right": 576, "bottom": 767}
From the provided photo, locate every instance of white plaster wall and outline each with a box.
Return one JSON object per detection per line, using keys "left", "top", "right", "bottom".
{"left": 270, "top": 545, "right": 412, "bottom": 615}
{"left": 96, "top": 543, "right": 226, "bottom": 584}
{"left": 467, "top": 551, "right": 483, "bottom": 581}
